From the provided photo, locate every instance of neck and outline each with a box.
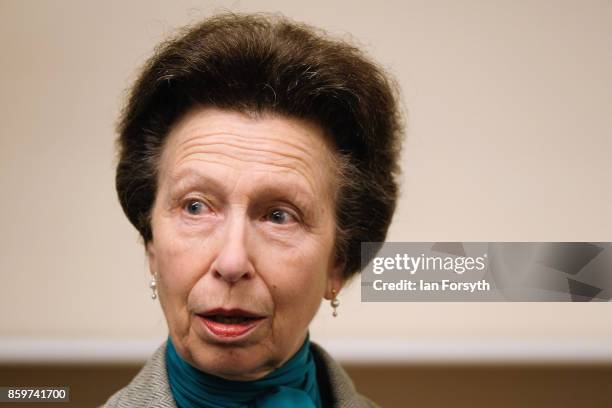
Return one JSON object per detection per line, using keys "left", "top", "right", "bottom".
{"left": 165, "top": 334, "right": 322, "bottom": 408}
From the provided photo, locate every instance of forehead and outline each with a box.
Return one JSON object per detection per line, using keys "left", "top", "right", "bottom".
{"left": 157, "top": 107, "right": 338, "bottom": 198}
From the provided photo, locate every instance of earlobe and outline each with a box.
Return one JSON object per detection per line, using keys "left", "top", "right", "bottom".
{"left": 145, "top": 242, "right": 157, "bottom": 276}
{"left": 324, "top": 263, "right": 346, "bottom": 300}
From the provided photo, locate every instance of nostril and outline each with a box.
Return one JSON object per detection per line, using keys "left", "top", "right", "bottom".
{"left": 212, "top": 267, "right": 253, "bottom": 283}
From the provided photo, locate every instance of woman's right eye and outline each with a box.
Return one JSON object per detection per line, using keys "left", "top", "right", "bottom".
{"left": 184, "top": 200, "right": 207, "bottom": 215}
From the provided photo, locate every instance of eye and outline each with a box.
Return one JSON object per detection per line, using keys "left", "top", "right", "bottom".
{"left": 265, "top": 209, "right": 296, "bottom": 225}
{"left": 184, "top": 199, "right": 207, "bottom": 215}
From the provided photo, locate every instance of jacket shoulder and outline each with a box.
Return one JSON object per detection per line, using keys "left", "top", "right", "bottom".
{"left": 310, "top": 342, "right": 381, "bottom": 408}
{"left": 101, "top": 342, "right": 176, "bottom": 408}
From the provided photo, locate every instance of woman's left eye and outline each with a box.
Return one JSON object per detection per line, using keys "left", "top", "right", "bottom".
{"left": 265, "top": 209, "right": 296, "bottom": 225}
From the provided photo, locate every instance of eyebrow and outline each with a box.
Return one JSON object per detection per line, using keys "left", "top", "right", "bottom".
{"left": 168, "top": 169, "right": 226, "bottom": 197}
{"left": 166, "top": 168, "right": 317, "bottom": 214}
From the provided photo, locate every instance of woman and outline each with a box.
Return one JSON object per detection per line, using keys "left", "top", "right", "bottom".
{"left": 105, "top": 12, "right": 402, "bottom": 408}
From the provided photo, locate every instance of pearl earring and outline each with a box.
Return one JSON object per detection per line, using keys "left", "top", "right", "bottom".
{"left": 331, "top": 289, "right": 339, "bottom": 317}
{"left": 149, "top": 277, "right": 157, "bottom": 300}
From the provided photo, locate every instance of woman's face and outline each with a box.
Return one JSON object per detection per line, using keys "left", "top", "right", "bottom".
{"left": 147, "top": 107, "right": 344, "bottom": 381}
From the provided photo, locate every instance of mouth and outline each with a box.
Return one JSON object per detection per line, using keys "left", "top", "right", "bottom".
{"left": 197, "top": 309, "right": 266, "bottom": 339}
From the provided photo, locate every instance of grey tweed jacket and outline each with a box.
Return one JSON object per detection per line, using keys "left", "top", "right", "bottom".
{"left": 102, "top": 341, "right": 378, "bottom": 408}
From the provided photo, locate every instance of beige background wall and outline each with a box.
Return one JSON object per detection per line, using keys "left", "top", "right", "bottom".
{"left": 1, "top": 0, "right": 611, "bottom": 362}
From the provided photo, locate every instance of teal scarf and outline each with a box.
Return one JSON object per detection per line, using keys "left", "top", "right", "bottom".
{"left": 165, "top": 335, "right": 322, "bottom": 408}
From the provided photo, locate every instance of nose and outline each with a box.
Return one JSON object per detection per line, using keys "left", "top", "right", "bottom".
{"left": 211, "top": 212, "right": 254, "bottom": 284}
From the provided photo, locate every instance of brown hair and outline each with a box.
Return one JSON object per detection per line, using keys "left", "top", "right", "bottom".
{"left": 116, "top": 12, "right": 403, "bottom": 279}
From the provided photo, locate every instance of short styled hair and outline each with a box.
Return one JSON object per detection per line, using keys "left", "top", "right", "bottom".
{"left": 116, "top": 12, "right": 403, "bottom": 279}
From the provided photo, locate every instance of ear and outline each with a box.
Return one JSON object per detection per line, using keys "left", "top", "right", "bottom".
{"left": 145, "top": 241, "right": 157, "bottom": 278}
{"left": 324, "top": 262, "right": 346, "bottom": 300}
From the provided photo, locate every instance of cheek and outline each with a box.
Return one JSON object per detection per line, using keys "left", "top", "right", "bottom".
{"left": 258, "top": 241, "right": 330, "bottom": 314}
{"left": 153, "top": 229, "right": 209, "bottom": 304}
{"left": 157, "top": 242, "right": 190, "bottom": 287}
{"left": 153, "top": 237, "right": 203, "bottom": 336}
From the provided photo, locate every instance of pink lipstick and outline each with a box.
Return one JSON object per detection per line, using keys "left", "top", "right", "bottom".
{"left": 197, "top": 308, "right": 265, "bottom": 338}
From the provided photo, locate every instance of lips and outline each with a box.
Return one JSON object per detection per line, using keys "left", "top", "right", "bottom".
{"left": 197, "top": 308, "right": 266, "bottom": 339}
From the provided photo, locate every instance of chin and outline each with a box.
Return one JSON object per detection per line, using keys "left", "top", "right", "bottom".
{"left": 189, "top": 344, "right": 276, "bottom": 381}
